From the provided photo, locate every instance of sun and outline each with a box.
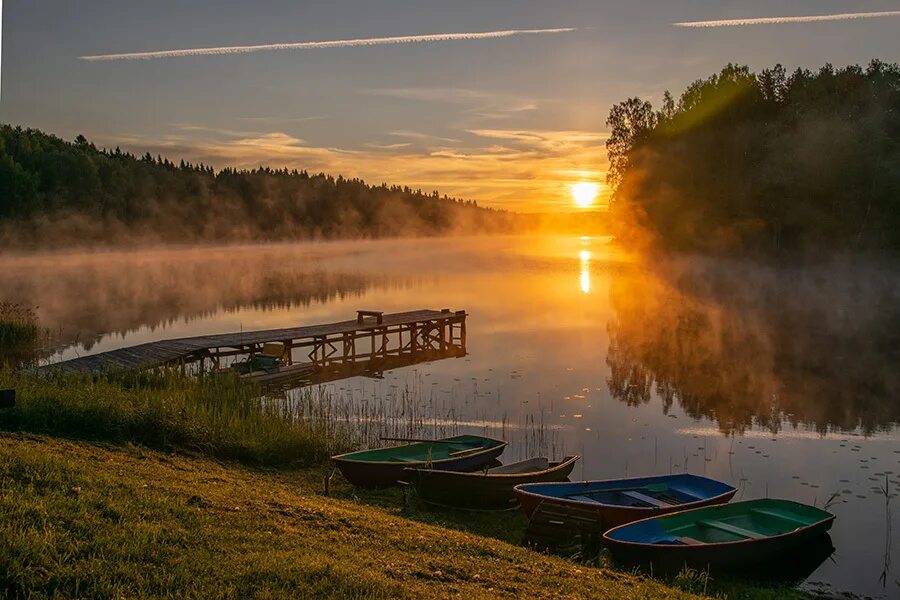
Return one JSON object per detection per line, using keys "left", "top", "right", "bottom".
{"left": 571, "top": 182, "right": 600, "bottom": 208}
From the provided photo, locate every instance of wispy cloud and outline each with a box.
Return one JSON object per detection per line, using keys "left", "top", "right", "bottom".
{"left": 368, "top": 87, "right": 541, "bottom": 120}
{"left": 95, "top": 125, "right": 608, "bottom": 211}
{"left": 80, "top": 28, "right": 576, "bottom": 62}
{"left": 675, "top": 10, "right": 900, "bottom": 28}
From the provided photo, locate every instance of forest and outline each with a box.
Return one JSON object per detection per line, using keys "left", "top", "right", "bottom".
{"left": 0, "top": 126, "right": 517, "bottom": 248}
{"left": 606, "top": 60, "right": 900, "bottom": 256}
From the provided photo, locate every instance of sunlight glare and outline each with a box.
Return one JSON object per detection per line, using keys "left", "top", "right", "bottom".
{"left": 579, "top": 250, "right": 591, "bottom": 294}
{"left": 571, "top": 182, "right": 600, "bottom": 208}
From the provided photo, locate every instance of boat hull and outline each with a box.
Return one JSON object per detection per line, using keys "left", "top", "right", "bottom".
{"left": 332, "top": 435, "right": 507, "bottom": 488}
{"left": 514, "top": 474, "right": 737, "bottom": 531}
{"left": 405, "top": 456, "right": 580, "bottom": 510}
{"left": 603, "top": 499, "right": 836, "bottom": 572}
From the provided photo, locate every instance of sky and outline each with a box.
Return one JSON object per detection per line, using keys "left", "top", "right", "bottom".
{"left": 2, "top": 1, "right": 899, "bottom": 212}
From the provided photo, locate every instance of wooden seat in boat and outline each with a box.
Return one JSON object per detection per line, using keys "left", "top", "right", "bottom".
{"left": 621, "top": 490, "right": 670, "bottom": 508}
{"left": 750, "top": 508, "right": 809, "bottom": 526}
{"left": 697, "top": 519, "right": 765, "bottom": 539}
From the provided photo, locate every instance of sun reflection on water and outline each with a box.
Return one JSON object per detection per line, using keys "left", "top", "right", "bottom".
{"left": 579, "top": 249, "right": 591, "bottom": 294}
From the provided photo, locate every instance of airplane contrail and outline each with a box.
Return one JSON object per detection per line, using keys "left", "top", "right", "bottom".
{"left": 80, "top": 27, "right": 576, "bottom": 61}
{"left": 675, "top": 10, "right": 900, "bottom": 28}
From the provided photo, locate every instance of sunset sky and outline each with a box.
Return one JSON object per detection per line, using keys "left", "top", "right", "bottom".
{"left": 2, "top": 1, "right": 899, "bottom": 212}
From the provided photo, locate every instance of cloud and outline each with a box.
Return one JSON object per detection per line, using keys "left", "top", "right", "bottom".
{"left": 387, "top": 130, "right": 462, "bottom": 144}
{"left": 94, "top": 125, "right": 608, "bottom": 211}
{"left": 80, "top": 28, "right": 576, "bottom": 61}
{"left": 467, "top": 128, "right": 609, "bottom": 153}
{"left": 675, "top": 10, "right": 900, "bottom": 28}
{"left": 367, "top": 87, "right": 540, "bottom": 119}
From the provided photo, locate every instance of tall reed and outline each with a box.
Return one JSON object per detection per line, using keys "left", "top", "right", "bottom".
{"left": 0, "top": 369, "right": 351, "bottom": 467}
{"left": 0, "top": 303, "right": 43, "bottom": 367}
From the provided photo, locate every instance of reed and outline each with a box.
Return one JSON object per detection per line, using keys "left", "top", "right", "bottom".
{"left": 0, "top": 368, "right": 351, "bottom": 467}
{"left": 285, "top": 374, "right": 565, "bottom": 461}
{"left": 0, "top": 303, "right": 43, "bottom": 366}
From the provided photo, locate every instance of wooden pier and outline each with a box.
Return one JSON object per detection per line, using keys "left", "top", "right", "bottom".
{"left": 41, "top": 309, "right": 467, "bottom": 377}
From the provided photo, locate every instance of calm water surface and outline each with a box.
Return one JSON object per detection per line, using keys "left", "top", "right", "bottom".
{"left": 5, "top": 235, "right": 900, "bottom": 598}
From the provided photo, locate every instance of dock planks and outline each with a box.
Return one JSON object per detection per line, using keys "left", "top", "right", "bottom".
{"left": 41, "top": 309, "right": 465, "bottom": 375}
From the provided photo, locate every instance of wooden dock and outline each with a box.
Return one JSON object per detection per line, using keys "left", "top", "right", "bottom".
{"left": 41, "top": 309, "right": 467, "bottom": 376}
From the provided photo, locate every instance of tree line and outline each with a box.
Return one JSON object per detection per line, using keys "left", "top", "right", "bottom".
{"left": 606, "top": 61, "right": 900, "bottom": 256}
{"left": 0, "top": 125, "right": 518, "bottom": 248}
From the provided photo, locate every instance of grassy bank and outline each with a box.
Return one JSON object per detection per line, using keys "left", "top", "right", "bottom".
{"left": 0, "top": 370, "right": 349, "bottom": 467}
{"left": 0, "top": 433, "right": 701, "bottom": 599}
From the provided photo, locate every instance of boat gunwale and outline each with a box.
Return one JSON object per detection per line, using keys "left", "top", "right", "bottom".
{"left": 330, "top": 435, "right": 508, "bottom": 467}
{"left": 513, "top": 474, "right": 737, "bottom": 514}
{"left": 403, "top": 455, "right": 580, "bottom": 479}
{"left": 601, "top": 499, "right": 836, "bottom": 550}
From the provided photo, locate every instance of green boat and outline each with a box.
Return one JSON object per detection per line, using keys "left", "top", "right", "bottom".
{"left": 331, "top": 434, "right": 507, "bottom": 488}
{"left": 603, "top": 499, "right": 835, "bottom": 571}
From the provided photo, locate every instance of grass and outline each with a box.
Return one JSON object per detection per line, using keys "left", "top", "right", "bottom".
{"left": 0, "top": 303, "right": 43, "bottom": 366}
{"left": 0, "top": 432, "right": 700, "bottom": 599}
{"left": 0, "top": 369, "right": 351, "bottom": 468}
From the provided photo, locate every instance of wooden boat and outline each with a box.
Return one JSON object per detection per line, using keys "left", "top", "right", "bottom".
{"left": 514, "top": 473, "right": 737, "bottom": 530}
{"left": 331, "top": 434, "right": 507, "bottom": 488}
{"left": 603, "top": 499, "right": 836, "bottom": 570}
{"left": 404, "top": 455, "right": 580, "bottom": 510}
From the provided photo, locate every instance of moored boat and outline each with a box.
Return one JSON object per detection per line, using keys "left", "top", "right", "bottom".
{"left": 603, "top": 499, "right": 836, "bottom": 570}
{"left": 404, "top": 455, "right": 580, "bottom": 510}
{"left": 514, "top": 473, "right": 736, "bottom": 530}
{"left": 331, "top": 434, "right": 507, "bottom": 488}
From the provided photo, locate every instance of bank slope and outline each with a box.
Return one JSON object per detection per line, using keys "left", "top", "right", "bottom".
{"left": 0, "top": 433, "right": 705, "bottom": 599}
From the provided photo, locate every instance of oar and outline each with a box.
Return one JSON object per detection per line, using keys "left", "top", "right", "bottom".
{"left": 449, "top": 446, "right": 487, "bottom": 456}
{"left": 380, "top": 437, "right": 466, "bottom": 445}
{"left": 564, "top": 483, "right": 669, "bottom": 499}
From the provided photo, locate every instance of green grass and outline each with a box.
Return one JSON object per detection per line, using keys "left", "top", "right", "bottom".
{"left": 0, "top": 302, "right": 42, "bottom": 366}
{"left": 0, "top": 321, "right": 38, "bottom": 348}
{"left": 0, "top": 433, "right": 701, "bottom": 599}
{"left": 0, "top": 370, "right": 350, "bottom": 468}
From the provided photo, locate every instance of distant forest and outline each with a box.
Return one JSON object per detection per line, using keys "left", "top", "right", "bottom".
{"left": 606, "top": 61, "right": 900, "bottom": 256}
{"left": 0, "top": 126, "right": 518, "bottom": 248}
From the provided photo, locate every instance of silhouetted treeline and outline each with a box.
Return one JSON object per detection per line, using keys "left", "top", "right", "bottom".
{"left": 0, "top": 125, "right": 518, "bottom": 248}
{"left": 607, "top": 61, "right": 900, "bottom": 256}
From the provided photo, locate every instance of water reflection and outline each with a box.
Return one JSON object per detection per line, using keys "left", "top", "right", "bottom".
{"left": 0, "top": 243, "right": 408, "bottom": 354}
{"left": 579, "top": 250, "right": 591, "bottom": 294}
{"left": 3, "top": 235, "right": 899, "bottom": 597}
{"left": 606, "top": 258, "right": 900, "bottom": 435}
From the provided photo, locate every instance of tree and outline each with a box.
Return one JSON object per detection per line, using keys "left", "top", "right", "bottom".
{"left": 605, "top": 97, "right": 657, "bottom": 191}
{"left": 604, "top": 61, "right": 900, "bottom": 256}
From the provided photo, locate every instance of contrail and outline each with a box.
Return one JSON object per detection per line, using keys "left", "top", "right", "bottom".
{"left": 80, "top": 27, "right": 576, "bottom": 61}
{"left": 675, "top": 10, "right": 900, "bottom": 28}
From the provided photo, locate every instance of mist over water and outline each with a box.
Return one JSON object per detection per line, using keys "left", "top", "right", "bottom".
{"left": 4, "top": 235, "right": 899, "bottom": 597}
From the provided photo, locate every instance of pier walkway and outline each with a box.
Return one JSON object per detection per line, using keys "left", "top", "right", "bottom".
{"left": 41, "top": 309, "right": 467, "bottom": 376}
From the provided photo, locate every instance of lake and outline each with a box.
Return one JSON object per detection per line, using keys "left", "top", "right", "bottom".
{"left": 4, "top": 234, "right": 899, "bottom": 598}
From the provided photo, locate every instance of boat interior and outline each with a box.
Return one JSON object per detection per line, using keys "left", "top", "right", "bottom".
{"left": 519, "top": 474, "right": 735, "bottom": 508}
{"left": 342, "top": 435, "right": 498, "bottom": 463}
{"left": 606, "top": 500, "right": 828, "bottom": 546}
{"left": 487, "top": 457, "right": 551, "bottom": 474}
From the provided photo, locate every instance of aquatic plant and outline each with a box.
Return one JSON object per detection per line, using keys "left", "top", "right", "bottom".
{"left": 0, "top": 302, "right": 42, "bottom": 366}
{"left": 0, "top": 369, "right": 351, "bottom": 467}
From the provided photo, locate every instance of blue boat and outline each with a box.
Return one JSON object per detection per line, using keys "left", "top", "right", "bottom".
{"left": 514, "top": 473, "right": 737, "bottom": 529}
